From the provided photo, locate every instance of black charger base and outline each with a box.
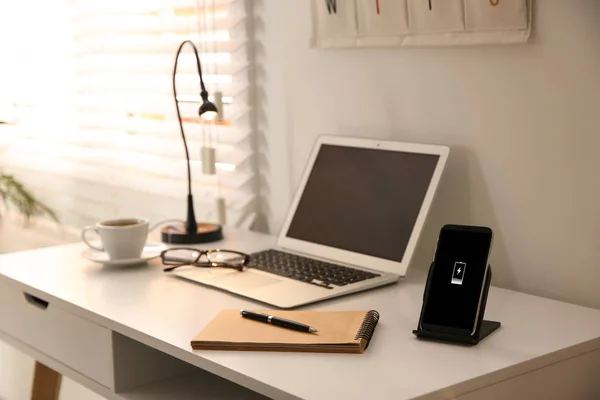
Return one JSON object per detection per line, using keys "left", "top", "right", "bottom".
{"left": 412, "top": 320, "right": 500, "bottom": 345}
{"left": 412, "top": 263, "right": 501, "bottom": 346}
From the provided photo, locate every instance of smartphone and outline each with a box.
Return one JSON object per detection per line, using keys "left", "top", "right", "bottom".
{"left": 419, "top": 225, "right": 493, "bottom": 336}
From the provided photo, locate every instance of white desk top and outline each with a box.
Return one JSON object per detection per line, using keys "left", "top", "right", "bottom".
{"left": 1, "top": 228, "right": 600, "bottom": 399}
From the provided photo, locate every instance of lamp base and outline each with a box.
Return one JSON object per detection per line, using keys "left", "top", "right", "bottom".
{"left": 161, "top": 222, "right": 223, "bottom": 245}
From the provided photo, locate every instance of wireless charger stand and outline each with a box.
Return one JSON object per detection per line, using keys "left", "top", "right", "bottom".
{"left": 412, "top": 263, "right": 501, "bottom": 345}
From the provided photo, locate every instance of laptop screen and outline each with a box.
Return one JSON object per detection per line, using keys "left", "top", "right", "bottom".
{"left": 285, "top": 144, "right": 440, "bottom": 263}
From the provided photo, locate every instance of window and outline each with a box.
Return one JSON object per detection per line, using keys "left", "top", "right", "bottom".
{"left": 0, "top": 0, "right": 255, "bottom": 230}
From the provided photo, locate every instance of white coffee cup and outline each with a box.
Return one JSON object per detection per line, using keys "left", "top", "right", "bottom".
{"left": 82, "top": 218, "right": 149, "bottom": 260}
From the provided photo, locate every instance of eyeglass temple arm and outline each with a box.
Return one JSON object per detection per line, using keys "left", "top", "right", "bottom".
{"left": 162, "top": 260, "right": 215, "bottom": 272}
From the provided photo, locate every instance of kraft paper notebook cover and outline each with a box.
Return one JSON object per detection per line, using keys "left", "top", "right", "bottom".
{"left": 191, "top": 309, "right": 380, "bottom": 354}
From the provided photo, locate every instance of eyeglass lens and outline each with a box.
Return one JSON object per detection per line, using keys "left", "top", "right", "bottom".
{"left": 163, "top": 249, "right": 245, "bottom": 266}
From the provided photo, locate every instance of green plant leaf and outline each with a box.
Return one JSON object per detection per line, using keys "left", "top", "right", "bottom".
{"left": 0, "top": 174, "right": 59, "bottom": 224}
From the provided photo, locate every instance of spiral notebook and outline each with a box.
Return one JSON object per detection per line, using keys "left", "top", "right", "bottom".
{"left": 191, "top": 309, "right": 380, "bottom": 354}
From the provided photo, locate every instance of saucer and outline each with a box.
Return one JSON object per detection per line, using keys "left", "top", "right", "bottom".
{"left": 82, "top": 243, "right": 167, "bottom": 266}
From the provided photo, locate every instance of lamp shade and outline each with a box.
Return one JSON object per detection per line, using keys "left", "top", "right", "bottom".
{"left": 199, "top": 100, "right": 219, "bottom": 121}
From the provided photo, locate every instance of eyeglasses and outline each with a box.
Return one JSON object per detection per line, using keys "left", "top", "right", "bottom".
{"left": 161, "top": 248, "right": 250, "bottom": 272}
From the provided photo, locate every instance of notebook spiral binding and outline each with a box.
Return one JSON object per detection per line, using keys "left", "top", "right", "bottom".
{"left": 354, "top": 310, "right": 380, "bottom": 348}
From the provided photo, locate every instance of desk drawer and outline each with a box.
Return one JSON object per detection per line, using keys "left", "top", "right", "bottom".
{"left": 0, "top": 280, "right": 113, "bottom": 389}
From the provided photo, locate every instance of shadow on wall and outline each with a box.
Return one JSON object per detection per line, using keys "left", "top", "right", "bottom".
{"left": 411, "top": 145, "right": 515, "bottom": 288}
{"left": 248, "top": 0, "right": 270, "bottom": 233}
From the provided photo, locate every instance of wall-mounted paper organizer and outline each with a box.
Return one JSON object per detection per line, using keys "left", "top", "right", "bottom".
{"left": 311, "top": 0, "right": 532, "bottom": 48}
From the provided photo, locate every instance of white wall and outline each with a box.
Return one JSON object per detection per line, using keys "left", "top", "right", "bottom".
{"left": 258, "top": 0, "right": 600, "bottom": 308}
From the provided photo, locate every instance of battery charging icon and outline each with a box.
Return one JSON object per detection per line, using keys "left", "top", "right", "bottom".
{"left": 451, "top": 262, "right": 466, "bottom": 285}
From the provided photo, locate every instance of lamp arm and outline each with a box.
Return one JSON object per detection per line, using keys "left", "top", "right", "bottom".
{"left": 190, "top": 43, "right": 210, "bottom": 98}
{"left": 178, "top": 40, "right": 209, "bottom": 96}
{"left": 173, "top": 41, "right": 193, "bottom": 196}
{"left": 173, "top": 40, "right": 209, "bottom": 234}
{"left": 173, "top": 40, "right": 212, "bottom": 195}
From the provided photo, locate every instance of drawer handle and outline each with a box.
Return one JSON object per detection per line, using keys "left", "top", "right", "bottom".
{"left": 24, "top": 293, "right": 49, "bottom": 310}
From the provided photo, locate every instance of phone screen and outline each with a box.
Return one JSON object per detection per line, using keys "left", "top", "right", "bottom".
{"left": 421, "top": 226, "right": 493, "bottom": 334}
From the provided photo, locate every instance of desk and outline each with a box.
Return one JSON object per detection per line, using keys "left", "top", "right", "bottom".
{"left": 1, "top": 228, "right": 600, "bottom": 399}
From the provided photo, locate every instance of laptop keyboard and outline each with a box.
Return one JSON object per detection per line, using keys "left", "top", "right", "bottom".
{"left": 248, "top": 249, "right": 380, "bottom": 290}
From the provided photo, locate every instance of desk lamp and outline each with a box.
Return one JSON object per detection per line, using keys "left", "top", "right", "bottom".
{"left": 161, "top": 40, "right": 223, "bottom": 245}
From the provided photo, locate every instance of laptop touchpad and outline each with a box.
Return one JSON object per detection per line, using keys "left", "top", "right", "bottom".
{"left": 211, "top": 271, "right": 282, "bottom": 291}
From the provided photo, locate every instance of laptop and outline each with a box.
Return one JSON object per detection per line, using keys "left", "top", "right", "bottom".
{"left": 173, "top": 136, "right": 449, "bottom": 308}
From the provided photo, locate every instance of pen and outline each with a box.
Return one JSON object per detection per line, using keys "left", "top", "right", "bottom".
{"left": 240, "top": 310, "right": 318, "bottom": 333}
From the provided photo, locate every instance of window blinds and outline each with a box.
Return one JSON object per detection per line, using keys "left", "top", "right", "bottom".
{"left": 2, "top": 0, "right": 255, "bottom": 229}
